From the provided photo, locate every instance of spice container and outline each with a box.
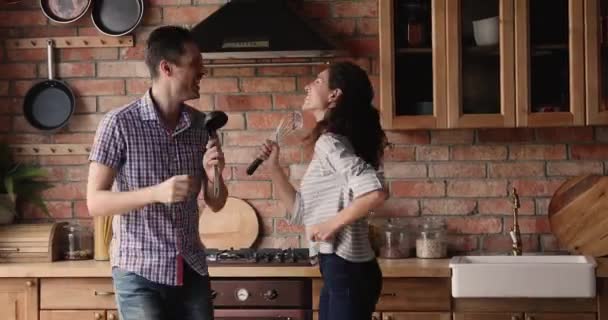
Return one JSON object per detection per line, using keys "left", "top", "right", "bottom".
{"left": 63, "top": 224, "right": 93, "bottom": 260}
{"left": 370, "top": 219, "right": 411, "bottom": 259}
{"left": 416, "top": 219, "right": 447, "bottom": 258}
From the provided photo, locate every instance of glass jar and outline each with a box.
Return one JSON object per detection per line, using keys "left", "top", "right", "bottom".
{"left": 370, "top": 219, "right": 411, "bottom": 259}
{"left": 416, "top": 219, "right": 447, "bottom": 258}
{"left": 63, "top": 224, "right": 93, "bottom": 260}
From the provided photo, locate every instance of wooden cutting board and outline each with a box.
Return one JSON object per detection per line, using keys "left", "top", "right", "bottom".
{"left": 548, "top": 174, "right": 608, "bottom": 257}
{"left": 198, "top": 197, "right": 259, "bottom": 250}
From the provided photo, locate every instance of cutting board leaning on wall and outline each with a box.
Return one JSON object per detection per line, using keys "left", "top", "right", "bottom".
{"left": 198, "top": 196, "right": 260, "bottom": 250}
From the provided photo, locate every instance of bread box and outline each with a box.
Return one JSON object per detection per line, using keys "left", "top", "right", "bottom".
{"left": 0, "top": 222, "right": 67, "bottom": 263}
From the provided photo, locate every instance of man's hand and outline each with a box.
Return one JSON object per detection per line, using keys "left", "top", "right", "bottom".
{"left": 153, "top": 175, "right": 192, "bottom": 203}
{"left": 203, "top": 138, "right": 225, "bottom": 181}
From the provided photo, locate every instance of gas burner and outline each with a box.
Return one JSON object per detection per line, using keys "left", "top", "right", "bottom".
{"left": 205, "top": 248, "right": 312, "bottom": 266}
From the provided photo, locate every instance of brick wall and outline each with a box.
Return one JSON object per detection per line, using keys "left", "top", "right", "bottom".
{"left": 1, "top": 0, "right": 607, "bottom": 254}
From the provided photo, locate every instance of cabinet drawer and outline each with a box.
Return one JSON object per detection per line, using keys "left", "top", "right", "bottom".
{"left": 312, "top": 278, "right": 450, "bottom": 311}
{"left": 40, "top": 310, "right": 108, "bottom": 320}
{"left": 41, "top": 278, "right": 116, "bottom": 309}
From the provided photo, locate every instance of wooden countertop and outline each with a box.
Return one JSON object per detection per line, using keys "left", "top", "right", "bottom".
{"left": 0, "top": 258, "right": 450, "bottom": 278}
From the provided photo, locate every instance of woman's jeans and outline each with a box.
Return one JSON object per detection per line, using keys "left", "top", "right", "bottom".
{"left": 318, "top": 253, "right": 383, "bottom": 320}
{"left": 112, "top": 263, "right": 214, "bottom": 320}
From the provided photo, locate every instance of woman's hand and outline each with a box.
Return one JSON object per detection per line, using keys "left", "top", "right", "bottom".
{"left": 256, "top": 139, "right": 281, "bottom": 170}
{"left": 307, "top": 219, "right": 342, "bottom": 242}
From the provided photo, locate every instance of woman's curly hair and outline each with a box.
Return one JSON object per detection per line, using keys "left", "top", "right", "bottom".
{"left": 306, "top": 61, "right": 388, "bottom": 170}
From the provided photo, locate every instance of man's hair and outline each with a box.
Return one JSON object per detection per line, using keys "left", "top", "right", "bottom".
{"left": 145, "top": 26, "right": 196, "bottom": 79}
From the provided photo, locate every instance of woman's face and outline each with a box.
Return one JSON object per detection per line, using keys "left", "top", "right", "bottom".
{"left": 303, "top": 69, "right": 336, "bottom": 120}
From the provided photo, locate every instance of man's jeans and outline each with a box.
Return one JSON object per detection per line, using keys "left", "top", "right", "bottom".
{"left": 112, "top": 263, "right": 213, "bottom": 320}
{"left": 318, "top": 253, "right": 383, "bottom": 320}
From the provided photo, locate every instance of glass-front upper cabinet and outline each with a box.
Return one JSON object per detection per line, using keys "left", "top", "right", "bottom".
{"left": 446, "top": 0, "right": 516, "bottom": 128}
{"left": 585, "top": 0, "right": 608, "bottom": 125}
{"left": 515, "top": 0, "right": 585, "bottom": 127}
{"left": 379, "top": 0, "right": 447, "bottom": 129}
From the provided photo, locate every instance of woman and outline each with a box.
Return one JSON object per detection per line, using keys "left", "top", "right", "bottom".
{"left": 256, "top": 61, "right": 389, "bottom": 320}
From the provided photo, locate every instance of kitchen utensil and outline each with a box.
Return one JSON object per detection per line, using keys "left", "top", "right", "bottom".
{"left": 40, "top": 0, "right": 91, "bottom": 24}
{"left": 62, "top": 223, "right": 93, "bottom": 260}
{"left": 246, "top": 111, "right": 303, "bottom": 175}
{"left": 473, "top": 16, "right": 499, "bottom": 46}
{"left": 91, "top": 0, "right": 144, "bottom": 36}
{"left": 199, "top": 197, "right": 259, "bottom": 250}
{"left": 548, "top": 174, "right": 608, "bottom": 257}
{"left": 23, "top": 39, "right": 75, "bottom": 131}
{"left": 203, "top": 111, "right": 228, "bottom": 198}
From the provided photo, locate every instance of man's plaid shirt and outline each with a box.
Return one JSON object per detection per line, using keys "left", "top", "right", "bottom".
{"left": 89, "top": 89, "right": 209, "bottom": 286}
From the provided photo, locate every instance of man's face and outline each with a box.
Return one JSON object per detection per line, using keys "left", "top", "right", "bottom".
{"left": 169, "top": 42, "right": 205, "bottom": 101}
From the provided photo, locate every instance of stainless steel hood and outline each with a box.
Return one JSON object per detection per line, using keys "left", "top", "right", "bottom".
{"left": 190, "top": 0, "right": 343, "bottom": 61}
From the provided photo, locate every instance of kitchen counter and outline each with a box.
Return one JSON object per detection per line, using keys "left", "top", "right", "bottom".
{"left": 0, "top": 258, "right": 450, "bottom": 278}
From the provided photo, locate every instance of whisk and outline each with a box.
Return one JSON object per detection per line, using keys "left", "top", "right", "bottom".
{"left": 246, "top": 111, "right": 303, "bottom": 175}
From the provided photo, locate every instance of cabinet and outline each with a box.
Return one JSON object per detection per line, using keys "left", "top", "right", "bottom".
{"left": 379, "top": 0, "right": 601, "bottom": 129}
{"left": 39, "top": 310, "right": 118, "bottom": 320}
{"left": 0, "top": 278, "right": 38, "bottom": 320}
{"left": 454, "top": 313, "right": 595, "bottom": 320}
{"left": 314, "top": 311, "right": 449, "bottom": 320}
{"left": 453, "top": 297, "right": 598, "bottom": 320}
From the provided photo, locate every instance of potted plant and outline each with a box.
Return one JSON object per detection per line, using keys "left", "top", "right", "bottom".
{"left": 0, "top": 143, "right": 53, "bottom": 224}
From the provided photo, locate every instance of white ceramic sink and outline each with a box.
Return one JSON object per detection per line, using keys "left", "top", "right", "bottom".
{"left": 449, "top": 255, "right": 597, "bottom": 298}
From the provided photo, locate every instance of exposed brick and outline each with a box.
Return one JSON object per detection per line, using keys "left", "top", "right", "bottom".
{"left": 319, "top": 19, "right": 357, "bottom": 37}
{"left": 416, "top": 146, "right": 449, "bottom": 161}
{"left": 333, "top": 1, "right": 378, "bottom": 17}
{"left": 248, "top": 199, "right": 287, "bottom": 218}
{"left": 20, "top": 201, "right": 72, "bottom": 220}
{"left": 143, "top": 7, "right": 163, "bottom": 25}
{"left": 273, "top": 93, "right": 306, "bottom": 109}
{"left": 151, "top": 0, "right": 193, "bottom": 5}
{"left": 0, "top": 97, "right": 21, "bottom": 114}
{"left": 373, "top": 198, "right": 419, "bottom": 217}
{"left": 258, "top": 66, "right": 311, "bottom": 77}
{"left": 510, "top": 179, "right": 565, "bottom": 197}
{"left": 60, "top": 48, "right": 118, "bottom": 61}
{"left": 227, "top": 181, "right": 271, "bottom": 199}
{"left": 448, "top": 235, "right": 479, "bottom": 253}
{"left": 0, "top": 116, "right": 10, "bottom": 131}
{"left": 357, "top": 18, "right": 379, "bottom": 36}
{"left": 275, "top": 219, "right": 305, "bottom": 234}
{"left": 488, "top": 162, "right": 545, "bottom": 178}
{"left": 97, "top": 62, "right": 149, "bottom": 78}
{"left": 98, "top": 96, "right": 138, "bottom": 112}
{"left": 223, "top": 112, "right": 245, "bottom": 130}
{"left": 199, "top": 78, "right": 239, "bottom": 93}
{"left": 429, "top": 163, "right": 486, "bottom": 178}
{"left": 68, "top": 114, "right": 103, "bottom": 132}
{"left": 540, "top": 234, "right": 569, "bottom": 251}
{"left": 70, "top": 79, "right": 125, "bottom": 96}
{"left": 571, "top": 145, "right": 608, "bottom": 160}
{"left": 482, "top": 235, "right": 539, "bottom": 253}
{"left": 38, "top": 155, "right": 89, "bottom": 165}
{"left": 260, "top": 218, "right": 274, "bottom": 235}
{"left": 505, "top": 216, "right": 551, "bottom": 234}
{"left": 241, "top": 77, "right": 296, "bottom": 93}
{"left": 447, "top": 180, "right": 507, "bottom": 197}
{"left": 421, "top": 199, "right": 477, "bottom": 215}
{"left": 536, "top": 127, "right": 594, "bottom": 143}
{"left": 478, "top": 128, "right": 535, "bottom": 143}
{"left": 447, "top": 217, "right": 502, "bottom": 234}
{"left": 212, "top": 67, "right": 255, "bottom": 77}
{"left": 391, "top": 180, "right": 445, "bottom": 197}
{"left": 383, "top": 163, "right": 427, "bottom": 179}
{"left": 509, "top": 145, "right": 566, "bottom": 160}
{"left": 120, "top": 46, "right": 145, "bottom": 60}
{"left": 163, "top": 6, "right": 219, "bottom": 24}
{"left": 451, "top": 145, "right": 507, "bottom": 161}
{"left": 6, "top": 49, "right": 46, "bottom": 62}
{"left": 73, "top": 200, "right": 89, "bottom": 218}
{"left": 73, "top": 97, "right": 96, "bottom": 114}
{"left": 344, "top": 38, "right": 379, "bottom": 56}
{"left": 478, "top": 198, "right": 535, "bottom": 215}
{"left": 43, "top": 182, "right": 86, "bottom": 200}
{"left": 224, "top": 131, "right": 273, "bottom": 146}
{"left": 126, "top": 79, "right": 151, "bottom": 95}
{"left": 185, "top": 95, "right": 214, "bottom": 112}
{"left": 535, "top": 197, "right": 551, "bottom": 215}
{"left": 298, "top": 1, "right": 331, "bottom": 19}
{"left": 384, "top": 145, "right": 416, "bottom": 161}
{"left": 6, "top": 134, "right": 50, "bottom": 144}
{"left": 13, "top": 80, "right": 36, "bottom": 96}
{"left": 52, "top": 133, "right": 94, "bottom": 144}
{"left": 224, "top": 146, "right": 300, "bottom": 165}
{"left": 386, "top": 131, "right": 429, "bottom": 144}
{"left": 546, "top": 161, "right": 604, "bottom": 176}
{"left": 231, "top": 164, "right": 289, "bottom": 181}
{"left": 216, "top": 95, "right": 272, "bottom": 111}
{"left": 0, "top": 63, "right": 36, "bottom": 79}
{"left": 41, "top": 62, "right": 94, "bottom": 78}
{"left": 246, "top": 112, "right": 286, "bottom": 129}
{"left": 0, "top": 10, "right": 46, "bottom": 27}
{"left": 21, "top": 26, "right": 76, "bottom": 37}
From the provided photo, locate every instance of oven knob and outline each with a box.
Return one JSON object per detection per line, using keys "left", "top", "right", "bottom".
{"left": 236, "top": 288, "right": 249, "bottom": 301}
{"left": 263, "top": 289, "right": 278, "bottom": 300}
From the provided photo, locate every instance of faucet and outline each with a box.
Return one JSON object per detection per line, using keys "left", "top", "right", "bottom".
{"left": 509, "top": 188, "right": 522, "bottom": 256}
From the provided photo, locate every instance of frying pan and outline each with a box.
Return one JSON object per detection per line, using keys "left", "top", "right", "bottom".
{"left": 23, "top": 40, "right": 75, "bottom": 131}
{"left": 40, "top": 0, "right": 91, "bottom": 24}
{"left": 91, "top": 0, "right": 144, "bottom": 37}
{"left": 204, "top": 111, "right": 228, "bottom": 198}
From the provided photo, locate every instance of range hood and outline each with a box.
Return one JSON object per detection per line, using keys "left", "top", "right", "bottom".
{"left": 190, "top": 0, "right": 343, "bottom": 62}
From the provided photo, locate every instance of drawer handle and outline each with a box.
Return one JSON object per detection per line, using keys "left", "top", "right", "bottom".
{"left": 108, "top": 314, "right": 116, "bottom": 320}
{"left": 94, "top": 290, "right": 115, "bottom": 296}
{"left": 525, "top": 316, "right": 534, "bottom": 320}
{"left": 94, "top": 313, "right": 103, "bottom": 320}
{"left": 511, "top": 316, "right": 520, "bottom": 320}
{"left": 380, "top": 292, "right": 397, "bottom": 297}
{"left": 0, "top": 247, "right": 19, "bottom": 252}
{"left": 25, "top": 280, "right": 34, "bottom": 287}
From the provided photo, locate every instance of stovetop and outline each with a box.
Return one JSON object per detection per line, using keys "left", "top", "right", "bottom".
{"left": 205, "top": 248, "right": 313, "bottom": 266}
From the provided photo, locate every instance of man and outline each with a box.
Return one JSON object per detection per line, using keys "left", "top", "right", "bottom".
{"left": 87, "top": 26, "right": 228, "bottom": 320}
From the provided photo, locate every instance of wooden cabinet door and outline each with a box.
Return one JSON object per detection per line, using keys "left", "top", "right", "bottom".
{"left": 39, "top": 311, "right": 106, "bottom": 320}
{"left": 314, "top": 311, "right": 381, "bottom": 320}
{"left": 584, "top": 0, "right": 608, "bottom": 125}
{"left": 382, "top": 312, "right": 451, "bottom": 320}
{"left": 454, "top": 313, "right": 524, "bottom": 320}
{"left": 446, "top": 0, "right": 516, "bottom": 128}
{"left": 0, "top": 278, "right": 38, "bottom": 320}
{"left": 515, "top": 0, "right": 585, "bottom": 127}
{"left": 524, "top": 313, "right": 596, "bottom": 320}
{"left": 379, "top": 0, "right": 448, "bottom": 129}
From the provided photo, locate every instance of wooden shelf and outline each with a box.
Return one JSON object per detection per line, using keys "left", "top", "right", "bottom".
{"left": 5, "top": 36, "right": 134, "bottom": 49}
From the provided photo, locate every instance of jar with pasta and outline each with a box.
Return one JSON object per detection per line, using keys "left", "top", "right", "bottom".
{"left": 416, "top": 219, "right": 447, "bottom": 258}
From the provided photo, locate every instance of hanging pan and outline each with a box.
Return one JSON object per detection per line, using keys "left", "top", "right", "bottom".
{"left": 40, "top": 0, "right": 91, "bottom": 24}
{"left": 23, "top": 40, "right": 75, "bottom": 131}
{"left": 91, "top": 0, "right": 144, "bottom": 37}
